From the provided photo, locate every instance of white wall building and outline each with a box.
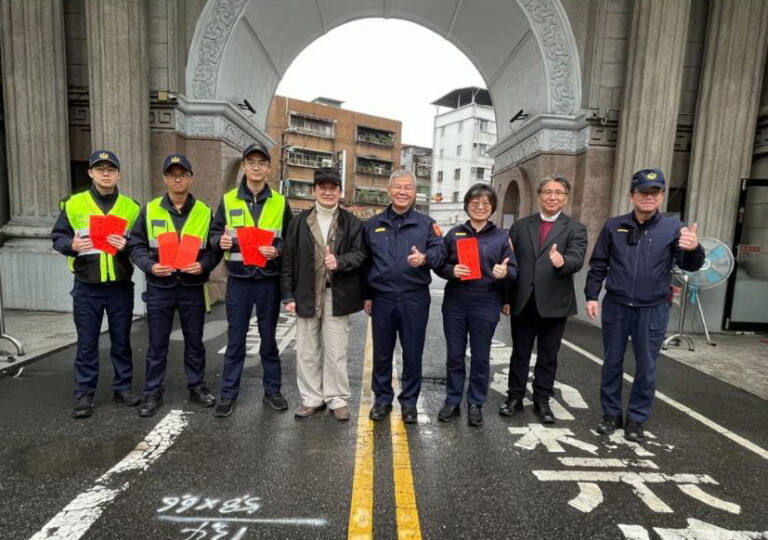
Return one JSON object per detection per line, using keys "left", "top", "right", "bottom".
{"left": 429, "top": 88, "right": 497, "bottom": 226}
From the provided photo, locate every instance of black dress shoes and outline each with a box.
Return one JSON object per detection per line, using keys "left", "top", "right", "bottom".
{"left": 437, "top": 403, "right": 460, "bottom": 422}
{"left": 467, "top": 404, "right": 483, "bottom": 426}
{"left": 533, "top": 400, "right": 555, "bottom": 424}
{"left": 401, "top": 406, "right": 418, "bottom": 424}
{"left": 139, "top": 394, "right": 162, "bottom": 418}
{"left": 113, "top": 389, "right": 141, "bottom": 406}
{"left": 624, "top": 420, "right": 645, "bottom": 442}
{"left": 499, "top": 397, "right": 524, "bottom": 417}
{"left": 596, "top": 414, "right": 623, "bottom": 435}
{"left": 73, "top": 394, "right": 94, "bottom": 419}
{"left": 369, "top": 404, "right": 392, "bottom": 421}
{"left": 215, "top": 398, "right": 236, "bottom": 417}
{"left": 189, "top": 385, "right": 216, "bottom": 407}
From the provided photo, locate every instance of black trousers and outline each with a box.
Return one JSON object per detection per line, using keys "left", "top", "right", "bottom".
{"left": 507, "top": 295, "right": 567, "bottom": 402}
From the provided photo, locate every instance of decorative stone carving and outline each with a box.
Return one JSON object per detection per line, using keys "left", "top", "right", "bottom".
{"left": 517, "top": 0, "right": 581, "bottom": 115}
{"left": 494, "top": 125, "right": 587, "bottom": 173}
{"left": 190, "top": 0, "right": 249, "bottom": 100}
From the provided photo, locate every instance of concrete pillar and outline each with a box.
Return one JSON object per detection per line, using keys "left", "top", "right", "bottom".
{"left": 686, "top": 0, "right": 768, "bottom": 242}
{"left": 610, "top": 0, "right": 691, "bottom": 215}
{"left": 85, "top": 0, "right": 150, "bottom": 203}
{"left": 0, "top": 0, "right": 74, "bottom": 310}
{"left": 0, "top": 0, "right": 71, "bottom": 233}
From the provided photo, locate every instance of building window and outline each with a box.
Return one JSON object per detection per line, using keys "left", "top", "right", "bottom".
{"left": 354, "top": 188, "right": 390, "bottom": 206}
{"left": 356, "top": 126, "right": 395, "bottom": 147}
{"left": 289, "top": 113, "right": 334, "bottom": 138}
{"left": 475, "top": 167, "right": 485, "bottom": 180}
{"left": 458, "top": 120, "right": 463, "bottom": 132}
{"left": 476, "top": 143, "right": 488, "bottom": 157}
{"left": 440, "top": 126, "right": 445, "bottom": 138}
{"left": 452, "top": 191, "right": 460, "bottom": 203}
{"left": 478, "top": 119, "right": 489, "bottom": 132}
{"left": 285, "top": 180, "right": 314, "bottom": 200}
{"left": 437, "top": 171, "right": 443, "bottom": 183}
{"left": 356, "top": 157, "right": 393, "bottom": 177}
{"left": 454, "top": 168, "right": 461, "bottom": 181}
{"left": 439, "top": 148, "right": 445, "bottom": 158}
{"left": 456, "top": 144, "right": 462, "bottom": 156}
{"left": 287, "top": 148, "right": 334, "bottom": 168}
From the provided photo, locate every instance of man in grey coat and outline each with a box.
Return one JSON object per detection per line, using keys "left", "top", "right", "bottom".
{"left": 500, "top": 174, "right": 587, "bottom": 423}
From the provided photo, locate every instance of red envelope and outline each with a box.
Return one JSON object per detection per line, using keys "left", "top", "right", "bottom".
{"left": 236, "top": 226, "right": 275, "bottom": 267}
{"left": 157, "top": 231, "right": 179, "bottom": 267}
{"left": 175, "top": 234, "right": 202, "bottom": 269}
{"left": 456, "top": 237, "right": 482, "bottom": 281}
{"left": 89, "top": 215, "right": 127, "bottom": 255}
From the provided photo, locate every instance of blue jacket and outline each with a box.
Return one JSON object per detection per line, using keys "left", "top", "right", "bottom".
{"left": 585, "top": 211, "right": 705, "bottom": 307}
{"left": 436, "top": 220, "right": 517, "bottom": 295}
{"left": 363, "top": 206, "right": 446, "bottom": 297}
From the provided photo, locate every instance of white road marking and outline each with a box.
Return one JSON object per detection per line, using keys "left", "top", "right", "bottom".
{"left": 569, "top": 482, "right": 603, "bottom": 513}
{"left": 554, "top": 380, "right": 589, "bottom": 409}
{"left": 620, "top": 518, "right": 768, "bottom": 539}
{"left": 677, "top": 484, "right": 741, "bottom": 514}
{"left": 509, "top": 424, "right": 599, "bottom": 454}
{"left": 557, "top": 457, "right": 659, "bottom": 469}
{"left": 31, "top": 410, "right": 190, "bottom": 540}
{"left": 157, "top": 515, "right": 328, "bottom": 526}
{"left": 562, "top": 339, "right": 768, "bottom": 461}
{"left": 597, "top": 430, "right": 657, "bottom": 457}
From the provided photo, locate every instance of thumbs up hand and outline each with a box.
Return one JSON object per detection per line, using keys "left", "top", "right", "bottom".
{"left": 407, "top": 245, "right": 426, "bottom": 268}
{"left": 678, "top": 222, "right": 699, "bottom": 251}
{"left": 324, "top": 245, "right": 337, "bottom": 271}
{"left": 219, "top": 226, "right": 233, "bottom": 250}
{"left": 492, "top": 257, "right": 510, "bottom": 280}
{"left": 549, "top": 243, "right": 564, "bottom": 268}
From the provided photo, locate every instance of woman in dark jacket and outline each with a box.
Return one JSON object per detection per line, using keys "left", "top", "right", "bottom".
{"left": 281, "top": 168, "right": 366, "bottom": 421}
{"left": 435, "top": 183, "right": 517, "bottom": 426}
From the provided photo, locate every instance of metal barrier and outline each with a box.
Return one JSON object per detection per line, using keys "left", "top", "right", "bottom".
{"left": 0, "top": 276, "right": 26, "bottom": 376}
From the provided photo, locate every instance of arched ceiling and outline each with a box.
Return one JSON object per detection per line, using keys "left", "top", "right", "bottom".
{"left": 188, "top": 0, "right": 581, "bottom": 141}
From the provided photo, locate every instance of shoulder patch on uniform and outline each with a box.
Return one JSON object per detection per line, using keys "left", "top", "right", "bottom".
{"left": 433, "top": 224, "right": 443, "bottom": 237}
{"left": 375, "top": 227, "right": 386, "bottom": 233}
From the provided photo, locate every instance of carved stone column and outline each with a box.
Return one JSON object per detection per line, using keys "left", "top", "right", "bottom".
{"left": 686, "top": 0, "right": 768, "bottom": 242}
{"left": 85, "top": 0, "right": 150, "bottom": 203}
{"left": 0, "top": 0, "right": 74, "bottom": 310}
{"left": 610, "top": 0, "right": 691, "bottom": 215}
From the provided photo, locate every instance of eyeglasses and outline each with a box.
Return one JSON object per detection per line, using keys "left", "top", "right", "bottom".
{"left": 244, "top": 159, "right": 270, "bottom": 169}
{"left": 390, "top": 184, "right": 415, "bottom": 192}
{"left": 164, "top": 171, "right": 192, "bottom": 179}
{"left": 93, "top": 166, "right": 118, "bottom": 175}
{"left": 468, "top": 199, "right": 492, "bottom": 209}
{"left": 541, "top": 190, "right": 569, "bottom": 199}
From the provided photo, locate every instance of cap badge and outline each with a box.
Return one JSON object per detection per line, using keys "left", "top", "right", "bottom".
{"left": 99, "top": 152, "right": 109, "bottom": 159}
{"left": 647, "top": 172, "right": 657, "bottom": 180}
{"left": 171, "top": 157, "right": 180, "bottom": 163}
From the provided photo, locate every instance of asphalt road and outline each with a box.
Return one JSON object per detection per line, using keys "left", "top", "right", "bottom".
{"left": 1, "top": 283, "right": 767, "bottom": 540}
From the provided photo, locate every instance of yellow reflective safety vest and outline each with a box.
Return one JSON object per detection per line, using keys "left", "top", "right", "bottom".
{"left": 63, "top": 190, "right": 140, "bottom": 283}
{"left": 146, "top": 197, "right": 211, "bottom": 248}
{"left": 222, "top": 186, "right": 285, "bottom": 262}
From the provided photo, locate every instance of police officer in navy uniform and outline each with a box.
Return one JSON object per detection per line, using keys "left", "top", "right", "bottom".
{"left": 436, "top": 183, "right": 517, "bottom": 427}
{"left": 585, "top": 169, "right": 704, "bottom": 441}
{"left": 210, "top": 142, "right": 293, "bottom": 417}
{"left": 52, "top": 150, "right": 141, "bottom": 418}
{"left": 363, "top": 169, "right": 446, "bottom": 424}
{"left": 130, "top": 154, "right": 219, "bottom": 417}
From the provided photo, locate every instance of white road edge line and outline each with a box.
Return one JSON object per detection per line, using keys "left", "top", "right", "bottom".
{"left": 30, "top": 410, "right": 190, "bottom": 540}
{"left": 561, "top": 339, "right": 768, "bottom": 461}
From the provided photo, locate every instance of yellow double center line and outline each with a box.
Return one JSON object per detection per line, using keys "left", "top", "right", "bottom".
{"left": 348, "top": 320, "right": 422, "bottom": 539}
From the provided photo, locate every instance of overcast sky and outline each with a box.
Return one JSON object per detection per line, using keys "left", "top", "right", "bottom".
{"left": 276, "top": 18, "right": 486, "bottom": 148}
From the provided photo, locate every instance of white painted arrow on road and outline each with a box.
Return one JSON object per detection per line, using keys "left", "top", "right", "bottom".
{"left": 619, "top": 518, "right": 767, "bottom": 539}
{"left": 509, "top": 424, "right": 599, "bottom": 454}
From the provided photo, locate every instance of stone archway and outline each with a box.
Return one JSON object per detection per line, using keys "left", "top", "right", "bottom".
{"left": 185, "top": 0, "right": 582, "bottom": 144}
{"left": 501, "top": 181, "right": 521, "bottom": 229}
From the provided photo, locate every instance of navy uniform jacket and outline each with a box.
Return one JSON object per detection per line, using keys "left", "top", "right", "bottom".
{"left": 585, "top": 211, "right": 705, "bottom": 307}
{"left": 208, "top": 179, "right": 293, "bottom": 280}
{"left": 363, "top": 206, "right": 446, "bottom": 297}
{"left": 436, "top": 220, "right": 517, "bottom": 295}
{"left": 129, "top": 193, "right": 220, "bottom": 288}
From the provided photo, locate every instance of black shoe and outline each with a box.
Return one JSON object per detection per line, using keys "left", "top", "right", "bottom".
{"left": 262, "top": 392, "right": 288, "bottom": 411}
{"left": 113, "top": 389, "right": 141, "bottom": 406}
{"left": 401, "top": 406, "right": 418, "bottom": 424}
{"left": 499, "top": 397, "right": 524, "bottom": 417}
{"left": 596, "top": 415, "right": 623, "bottom": 435}
{"left": 533, "top": 400, "right": 555, "bottom": 424}
{"left": 467, "top": 404, "right": 483, "bottom": 426}
{"left": 72, "top": 394, "right": 94, "bottom": 419}
{"left": 437, "top": 403, "right": 460, "bottom": 422}
{"left": 189, "top": 385, "right": 216, "bottom": 408}
{"left": 214, "top": 398, "right": 236, "bottom": 417}
{"left": 369, "top": 403, "right": 392, "bottom": 421}
{"left": 624, "top": 420, "right": 645, "bottom": 442}
{"left": 139, "top": 394, "right": 162, "bottom": 418}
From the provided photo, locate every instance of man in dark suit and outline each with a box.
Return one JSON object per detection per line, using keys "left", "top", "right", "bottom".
{"left": 500, "top": 175, "right": 587, "bottom": 423}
